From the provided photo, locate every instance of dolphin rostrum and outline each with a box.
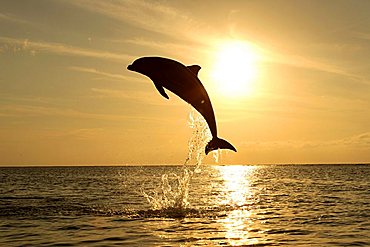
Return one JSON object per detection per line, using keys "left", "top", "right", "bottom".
{"left": 127, "top": 56, "right": 237, "bottom": 155}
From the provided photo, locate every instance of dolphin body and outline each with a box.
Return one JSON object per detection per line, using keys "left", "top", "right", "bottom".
{"left": 127, "top": 56, "right": 237, "bottom": 155}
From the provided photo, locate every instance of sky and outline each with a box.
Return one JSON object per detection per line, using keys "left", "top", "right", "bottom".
{"left": 0, "top": 0, "right": 370, "bottom": 166}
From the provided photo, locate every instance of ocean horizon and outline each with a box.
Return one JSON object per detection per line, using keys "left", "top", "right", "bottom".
{"left": 2, "top": 162, "right": 370, "bottom": 167}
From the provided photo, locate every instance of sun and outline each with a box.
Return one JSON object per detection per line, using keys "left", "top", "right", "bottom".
{"left": 210, "top": 41, "right": 259, "bottom": 98}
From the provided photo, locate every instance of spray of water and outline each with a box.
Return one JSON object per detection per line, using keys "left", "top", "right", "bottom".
{"left": 184, "top": 109, "right": 213, "bottom": 172}
{"left": 142, "top": 109, "right": 212, "bottom": 211}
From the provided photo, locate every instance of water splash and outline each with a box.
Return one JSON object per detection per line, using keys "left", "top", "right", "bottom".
{"left": 185, "top": 109, "right": 212, "bottom": 171}
{"left": 142, "top": 110, "right": 211, "bottom": 211}
{"left": 213, "top": 149, "right": 221, "bottom": 164}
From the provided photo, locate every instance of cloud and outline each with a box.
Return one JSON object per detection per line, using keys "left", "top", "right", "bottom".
{"left": 52, "top": 128, "right": 107, "bottom": 140}
{"left": 121, "top": 38, "right": 209, "bottom": 60}
{"left": 0, "top": 93, "right": 52, "bottom": 104}
{"left": 0, "top": 104, "right": 161, "bottom": 122}
{"left": 354, "top": 32, "right": 370, "bottom": 41}
{"left": 335, "top": 132, "right": 370, "bottom": 148}
{"left": 0, "top": 13, "right": 30, "bottom": 25}
{"left": 69, "top": 66, "right": 144, "bottom": 82}
{"left": 259, "top": 47, "right": 369, "bottom": 85}
{"left": 241, "top": 132, "right": 370, "bottom": 150}
{"left": 0, "top": 36, "right": 134, "bottom": 61}
{"left": 67, "top": 0, "right": 212, "bottom": 44}
{"left": 66, "top": 0, "right": 360, "bottom": 81}
{"left": 90, "top": 88, "right": 183, "bottom": 106}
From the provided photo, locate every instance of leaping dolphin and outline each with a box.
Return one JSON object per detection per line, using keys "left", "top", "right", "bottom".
{"left": 127, "top": 56, "right": 237, "bottom": 155}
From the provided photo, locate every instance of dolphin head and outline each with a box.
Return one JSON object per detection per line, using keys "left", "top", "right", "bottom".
{"left": 127, "top": 57, "right": 154, "bottom": 76}
{"left": 127, "top": 61, "right": 140, "bottom": 72}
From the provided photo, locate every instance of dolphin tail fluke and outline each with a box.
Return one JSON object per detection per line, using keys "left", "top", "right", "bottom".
{"left": 205, "top": 137, "right": 237, "bottom": 155}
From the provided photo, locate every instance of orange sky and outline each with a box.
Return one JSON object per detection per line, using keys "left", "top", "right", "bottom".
{"left": 0, "top": 1, "right": 369, "bottom": 165}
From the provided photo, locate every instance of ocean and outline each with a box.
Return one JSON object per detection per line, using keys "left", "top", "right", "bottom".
{"left": 0, "top": 164, "right": 369, "bottom": 246}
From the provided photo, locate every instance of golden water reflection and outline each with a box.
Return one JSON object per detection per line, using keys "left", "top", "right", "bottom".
{"left": 215, "top": 165, "right": 259, "bottom": 246}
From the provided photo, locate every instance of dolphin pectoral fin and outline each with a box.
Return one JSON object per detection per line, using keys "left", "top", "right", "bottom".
{"left": 187, "top": 65, "right": 201, "bottom": 76}
{"left": 153, "top": 81, "right": 169, "bottom": 99}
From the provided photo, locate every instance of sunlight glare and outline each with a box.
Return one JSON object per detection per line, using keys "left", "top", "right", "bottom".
{"left": 216, "top": 165, "right": 255, "bottom": 206}
{"left": 216, "top": 165, "right": 258, "bottom": 246}
{"left": 211, "top": 41, "right": 260, "bottom": 98}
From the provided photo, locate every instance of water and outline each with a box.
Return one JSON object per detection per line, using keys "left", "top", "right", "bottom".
{"left": 1, "top": 164, "right": 369, "bottom": 246}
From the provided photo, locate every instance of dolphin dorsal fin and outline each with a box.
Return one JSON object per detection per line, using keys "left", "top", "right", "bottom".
{"left": 187, "top": 65, "right": 201, "bottom": 76}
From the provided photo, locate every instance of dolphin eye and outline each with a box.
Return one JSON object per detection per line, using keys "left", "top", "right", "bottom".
{"left": 201, "top": 100, "right": 205, "bottom": 104}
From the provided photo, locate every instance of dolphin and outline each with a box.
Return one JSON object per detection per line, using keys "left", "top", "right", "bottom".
{"left": 127, "top": 56, "right": 237, "bottom": 155}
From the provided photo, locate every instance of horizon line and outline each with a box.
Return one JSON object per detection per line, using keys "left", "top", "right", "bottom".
{"left": 1, "top": 162, "right": 369, "bottom": 168}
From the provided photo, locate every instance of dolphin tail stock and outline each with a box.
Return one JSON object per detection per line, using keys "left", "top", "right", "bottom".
{"left": 205, "top": 137, "right": 237, "bottom": 155}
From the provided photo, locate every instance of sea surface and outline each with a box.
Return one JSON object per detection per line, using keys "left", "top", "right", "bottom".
{"left": 0, "top": 164, "right": 369, "bottom": 246}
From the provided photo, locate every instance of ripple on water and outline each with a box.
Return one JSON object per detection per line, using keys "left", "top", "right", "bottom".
{"left": 1, "top": 164, "right": 369, "bottom": 246}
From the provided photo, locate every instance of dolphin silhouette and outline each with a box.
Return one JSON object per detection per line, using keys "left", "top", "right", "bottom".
{"left": 127, "top": 56, "right": 237, "bottom": 155}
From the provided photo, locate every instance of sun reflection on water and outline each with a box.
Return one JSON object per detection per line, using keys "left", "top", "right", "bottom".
{"left": 215, "top": 165, "right": 259, "bottom": 246}
{"left": 216, "top": 165, "right": 255, "bottom": 207}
